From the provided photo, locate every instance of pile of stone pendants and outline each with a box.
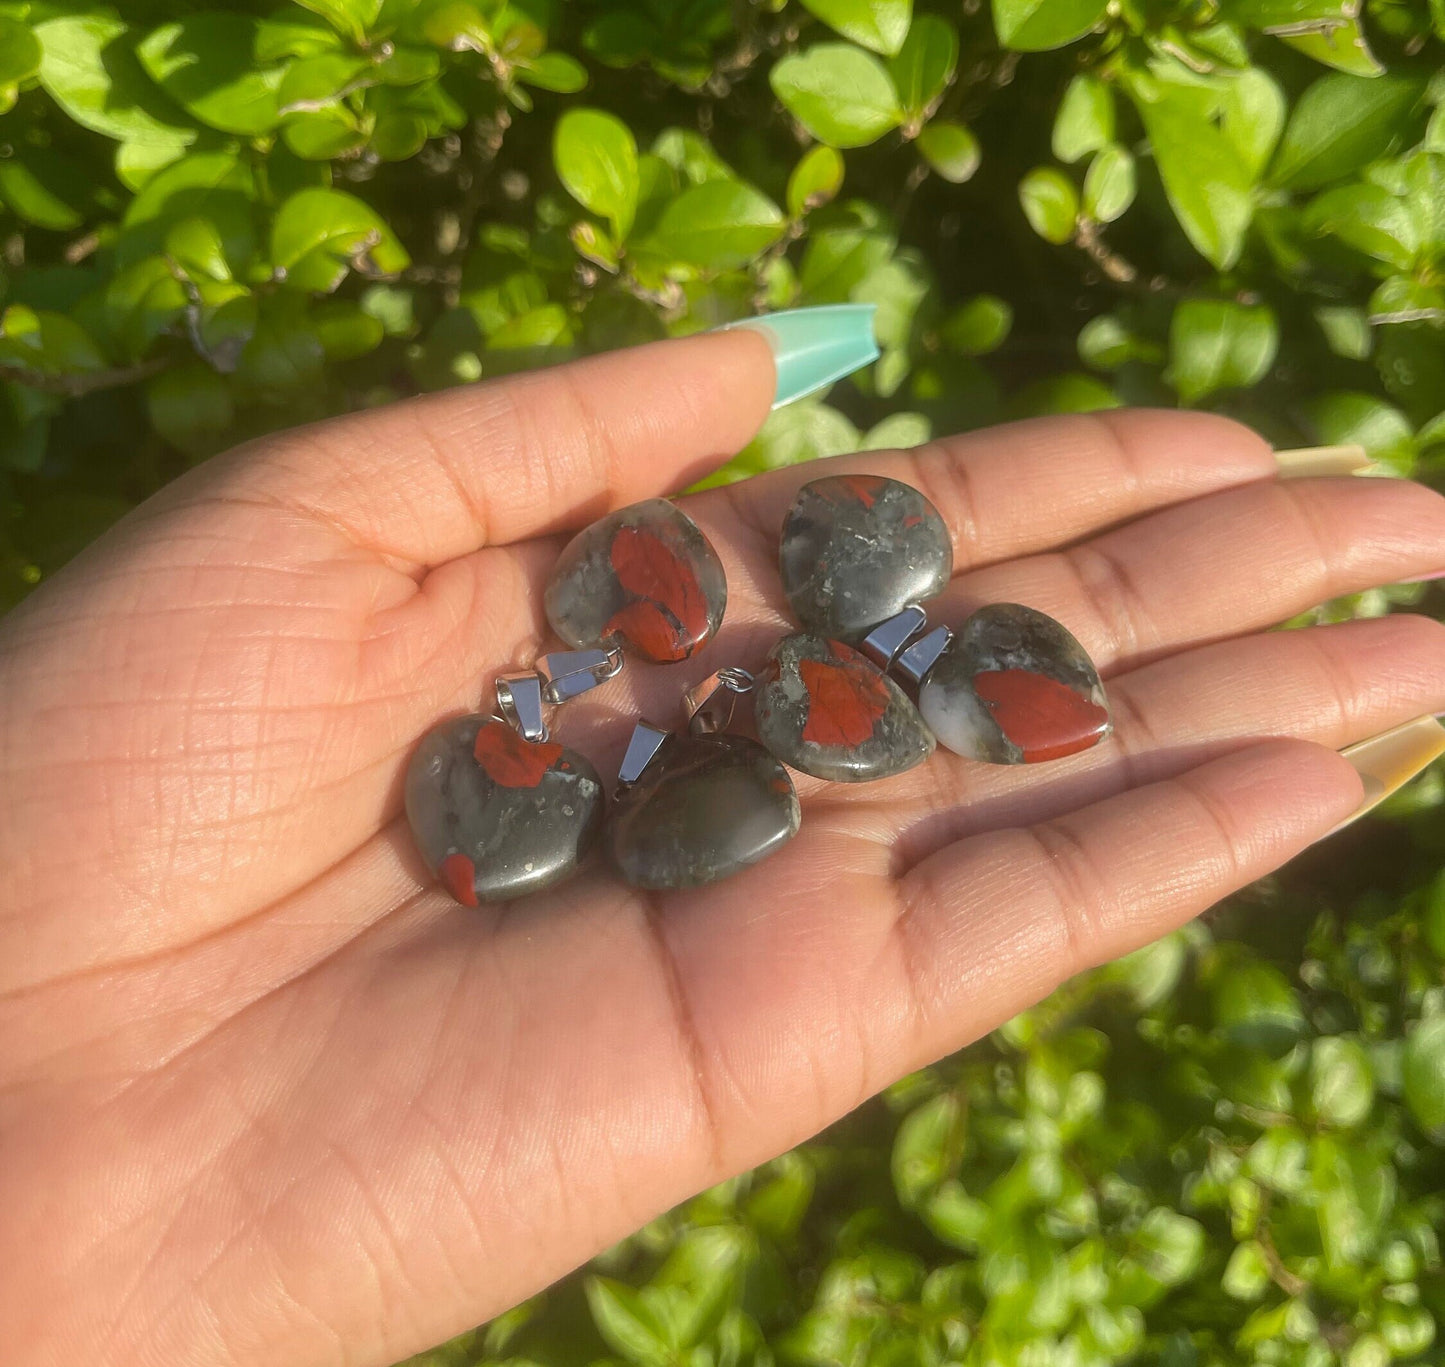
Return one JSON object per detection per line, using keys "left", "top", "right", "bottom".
{"left": 405, "top": 477, "right": 1111, "bottom": 905}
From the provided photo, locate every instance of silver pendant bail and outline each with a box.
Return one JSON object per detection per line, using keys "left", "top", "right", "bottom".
{"left": 860, "top": 604, "right": 929, "bottom": 669}
{"left": 617, "top": 720, "right": 672, "bottom": 786}
{"left": 537, "top": 645, "right": 626, "bottom": 704}
{"left": 495, "top": 671, "right": 550, "bottom": 742}
{"left": 684, "top": 666, "right": 755, "bottom": 736}
{"left": 893, "top": 625, "right": 953, "bottom": 685}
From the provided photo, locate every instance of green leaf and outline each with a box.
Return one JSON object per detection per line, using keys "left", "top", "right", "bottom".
{"left": 0, "top": 305, "right": 108, "bottom": 378}
{"left": 35, "top": 12, "right": 194, "bottom": 148}
{"left": 1270, "top": 73, "right": 1426, "bottom": 190}
{"left": 652, "top": 129, "right": 733, "bottom": 186}
{"left": 1304, "top": 391, "right": 1416, "bottom": 470}
{"left": 293, "top": 0, "right": 382, "bottom": 45}
{"left": 1222, "top": 1240, "right": 1271, "bottom": 1300}
{"left": 641, "top": 180, "right": 784, "bottom": 271}
{"left": 1304, "top": 183, "right": 1422, "bottom": 268}
{"left": 136, "top": 14, "right": 283, "bottom": 136}
{"left": 887, "top": 13, "right": 956, "bottom": 120}
{"left": 940, "top": 295, "right": 1013, "bottom": 356}
{"left": 770, "top": 44, "right": 903, "bottom": 149}
{"left": 798, "top": 208, "right": 895, "bottom": 301}
{"left": 800, "top": 0, "right": 912, "bottom": 56}
{"left": 486, "top": 303, "right": 572, "bottom": 349}
{"left": 553, "top": 108, "right": 639, "bottom": 240}
{"left": 517, "top": 51, "right": 588, "bottom": 93}
{"left": 1220, "top": 0, "right": 1383, "bottom": 73}
{"left": 892, "top": 1092, "right": 962, "bottom": 1206}
{"left": 275, "top": 53, "right": 374, "bottom": 115}
{"left": 992, "top": 0, "right": 1108, "bottom": 51}
{"left": 1132, "top": 1208, "right": 1207, "bottom": 1286}
{"left": 0, "top": 150, "right": 89, "bottom": 231}
{"left": 1311, "top": 1036, "right": 1375, "bottom": 1128}
{"left": 787, "top": 145, "right": 846, "bottom": 218}
{"left": 1402, "top": 1016, "right": 1445, "bottom": 1136}
{"left": 1018, "top": 166, "right": 1078, "bottom": 244}
{"left": 146, "top": 360, "right": 234, "bottom": 455}
{"left": 917, "top": 122, "right": 980, "bottom": 183}
{"left": 1315, "top": 306, "right": 1372, "bottom": 359}
{"left": 0, "top": 16, "right": 41, "bottom": 88}
{"left": 1165, "top": 298, "right": 1278, "bottom": 403}
{"left": 736, "top": 401, "right": 860, "bottom": 472}
{"left": 862, "top": 412, "right": 931, "bottom": 449}
{"left": 1129, "top": 73, "right": 1254, "bottom": 268}
{"left": 584, "top": 1276, "right": 672, "bottom": 1367}
{"left": 1279, "top": 16, "right": 1383, "bottom": 77}
{"left": 1212, "top": 958, "right": 1306, "bottom": 1053}
{"left": 1082, "top": 144, "right": 1135, "bottom": 222}
{"left": 270, "top": 187, "right": 410, "bottom": 293}
{"left": 1217, "top": 68, "right": 1287, "bottom": 176}
{"left": 121, "top": 150, "right": 256, "bottom": 270}
{"left": 1053, "top": 74, "right": 1114, "bottom": 163}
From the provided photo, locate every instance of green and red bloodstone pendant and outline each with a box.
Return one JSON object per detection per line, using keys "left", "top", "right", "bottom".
{"left": 758, "top": 473, "right": 1111, "bottom": 778}
{"left": 405, "top": 477, "right": 1113, "bottom": 908}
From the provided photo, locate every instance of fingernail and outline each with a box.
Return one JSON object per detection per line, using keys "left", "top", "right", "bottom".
{"left": 1398, "top": 569, "right": 1445, "bottom": 585}
{"left": 1273, "top": 444, "right": 1375, "bottom": 478}
{"left": 1332, "top": 715, "right": 1445, "bottom": 831}
{"left": 720, "top": 304, "right": 880, "bottom": 409}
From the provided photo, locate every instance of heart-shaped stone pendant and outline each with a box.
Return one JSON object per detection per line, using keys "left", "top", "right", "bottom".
{"left": 917, "top": 604, "right": 1110, "bottom": 764}
{"left": 779, "top": 474, "right": 952, "bottom": 643}
{"left": 609, "top": 732, "right": 800, "bottom": 889}
{"left": 406, "top": 716, "right": 605, "bottom": 904}
{"left": 755, "top": 632, "right": 934, "bottom": 782}
{"left": 545, "top": 498, "right": 727, "bottom": 663}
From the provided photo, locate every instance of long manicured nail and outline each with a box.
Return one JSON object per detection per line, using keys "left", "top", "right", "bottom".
{"left": 1333, "top": 716, "right": 1445, "bottom": 830}
{"left": 720, "top": 304, "right": 880, "bottom": 409}
{"left": 1274, "top": 444, "right": 1374, "bottom": 478}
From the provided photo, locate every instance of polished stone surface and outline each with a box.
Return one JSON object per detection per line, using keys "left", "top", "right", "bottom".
{"left": 608, "top": 732, "right": 800, "bottom": 889}
{"left": 918, "top": 604, "right": 1110, "bottom": 764}
{"left": 779, "top": 474, "right": 952, "bottom": 642}
{"left": 406, "top": 715, "right": 604, "bottom": 904}
{"left": 755, "top": 632, "right": 934, "bottom": 781}
{"left": 545, "top": 498, "right": 726, "bottom": 663}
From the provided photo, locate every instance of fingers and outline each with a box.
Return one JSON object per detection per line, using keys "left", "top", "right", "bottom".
{"left": 715, "top": 408, "right": 1277, "bottom": 571}
{"left": 892, "top": 741, "right": 1362, "bottom": 1055}
{"left": 192, "top": 329, "right": 776, "bottom": 569}
{"left": 652, "top": 737, "right": 1360, "bottom": 1180}
{"left": 930, "top": 472, "right": 1445, "bottom": 675}
{"left": 883, "top": 613, "right": 1445, "bottom": 857}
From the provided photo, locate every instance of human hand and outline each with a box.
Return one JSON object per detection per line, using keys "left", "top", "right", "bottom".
{"left": 2, "top": 329, "right": 1443, "bottom": 1366}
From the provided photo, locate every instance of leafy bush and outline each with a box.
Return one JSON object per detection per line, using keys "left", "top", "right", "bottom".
{"left": 3, "top": 0, "right": 1444, "bottom": 1362}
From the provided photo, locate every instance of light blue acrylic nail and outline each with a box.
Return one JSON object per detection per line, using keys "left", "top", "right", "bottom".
{"left": 720, "top": 304, "right": 880, "bottom": 409}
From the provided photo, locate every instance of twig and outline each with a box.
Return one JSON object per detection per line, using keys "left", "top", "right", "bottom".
{"left": 0, "top": 356, "right": 168, "bottom": 396}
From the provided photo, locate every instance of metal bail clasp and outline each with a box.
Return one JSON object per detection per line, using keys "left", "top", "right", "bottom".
{"left": 683, "top": 666, "right": 755, "bottom": 736}
{"left": 894, "top": 625, "right": 953, "bottom": 685}
{"left": 860, "top": 604, "right": 930, "bottom": 669}
{"left": 617, "top": 720, "right": 672, "bottom": 786}
{"left": 494, "top": 644, "right": 626, "bottom": 743}
{"left": 537, "top": 645, "right": 626, "bottom": 704}
{"left": 495, "top": 671, "right": 549, "bottom": 742}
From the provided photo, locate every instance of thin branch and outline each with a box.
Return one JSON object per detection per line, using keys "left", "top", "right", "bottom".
{"left": 0, "top": 356, "right": 168, "bottom": 397}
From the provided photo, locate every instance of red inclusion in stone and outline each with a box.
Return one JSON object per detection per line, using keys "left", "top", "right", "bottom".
{"left": 604, "top": 524, "right": 710, "bottom": 660}
{"left": 439, "top": 852, "right": 480, "bottom": 907}
{"left": 822, "top": 473, "right": 885, "bottom": 509}
{"left": 972, "top": 669, "right": 1109, "bottom": 762}
{"left": 474, "top": 720, "right": 563, "bottom": 787}
{"left": 800, "top": 643, "right": 891, "bottom": 747}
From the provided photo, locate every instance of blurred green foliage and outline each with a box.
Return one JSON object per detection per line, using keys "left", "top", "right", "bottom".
{"left": 3, "top": 0, "right": 1444, "bottom": 1361}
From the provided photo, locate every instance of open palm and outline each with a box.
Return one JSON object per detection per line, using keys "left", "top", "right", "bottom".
{"left": 3, "top": 330, "right": 1443, "bottom": 1367}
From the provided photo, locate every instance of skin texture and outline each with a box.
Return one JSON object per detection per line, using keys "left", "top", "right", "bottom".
{"left": 1, "top": 329, "right": 1445, "bottom": 1367}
